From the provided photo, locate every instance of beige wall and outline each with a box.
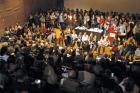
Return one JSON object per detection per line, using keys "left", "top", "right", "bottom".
{"left": 0, "top": 0, "right": 57, "bottom": 34}
{"left": 64, "top": 0, "right": 140, "bottom": 13}
{"left": 0, "top": 0, "right": 25, "bottom": 34}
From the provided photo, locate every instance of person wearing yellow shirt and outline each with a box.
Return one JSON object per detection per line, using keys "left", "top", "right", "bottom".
{"left": 53, "top": 28, "right": 65, "bottom": 46}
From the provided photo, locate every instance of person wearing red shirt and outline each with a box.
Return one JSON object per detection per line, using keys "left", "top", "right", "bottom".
{"left": 41, "top": 26, "right": 49, "bottom": 34}
{"left": 108, "top": 24, "right": 116, "bottom": 45}
{"left": 100, "top": 15, "right": 105, "bottom": 25}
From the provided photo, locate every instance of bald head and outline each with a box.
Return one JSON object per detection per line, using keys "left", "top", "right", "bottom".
{"left": 68, "top": 70, "right": 77, "bottom": 79}
{"left": 20, "top": 91, "right": 28, "bottom": 93}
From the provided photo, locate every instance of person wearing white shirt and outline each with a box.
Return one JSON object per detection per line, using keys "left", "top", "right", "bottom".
{"left": 119, "top": 23, "right": 126, "bottom": 34}
{"left": 68, "top": 13, "right": 73, "bottom": 30}
{"left": 71, "top": 31, "right": 78, "bottom": 41}
{"left": 84, "top": 13, "right": 90, "bottom": 26}
{"left": 96, "top": 16, "right": 100, "bottom": 24}
{"left": 77, "top": 32, "right": 82, "bottom": 43}
{"left": 98, "top": 36, "right": 109, "bottom": 47}
{"left": 40, "top": 15, "right": 46, "bottom": 27}
{"left": 97, "top": 36, "right": 109, "bottom": 54}
{"left": 0, "top": 54, "right": 9, "bottom": 62}
{"left": 68, "top": 14, "right": 73, "bottom": 21}
{"left": 50, "top": 12, "right": 56, "bottom": 25}
{"left": 104, "top": 23, "right": 109, "bottom": 34}
{"left": 59, "top": 12, "right": 64, "bottom": 23}
{"left": 82, "top": 33, "right": 88, "bottom": 42}
{"left": 0, "top": 46, "right": 9, "bottom": 62}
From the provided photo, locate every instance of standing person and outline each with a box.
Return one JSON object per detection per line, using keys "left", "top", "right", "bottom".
{"left": 77, "top": 14, "right": 83, "bottom": 27}
{"left": 68, "top": 13, "right": 73, "bottom": 31}
{"left": 91, "top": 14, "right": 99, "bottom": 28}
{"left": 118, "top": 23, "right": 127, "bottom": 41}
{"left": 46, "top": 12, "right": 51, "bottom": 28}
{"left": 34, "top": 13, "right": 40, "bottom": 26}
{"left": 40, "top": 15, "right": 46, "bottom": 27}
{"left": 72, "top": 13, "right": 77, "bottom": 29}
{"left": 50, "top": 12, "right": 56, "bottom": 27}
{"left": 126, "top": 19, "right": 135, "bottom": 38}
{"left": 53, "top": 28, "right": 62, "bottom": 46}
{"left": 64, "top": 12, "right": 68, "bottom": 27}
{"left": 59, "top": 12, "right": 64, "bottom": 29}
{"left": 133, "top": 22, "right": 140, "bottom": 34}
{"left": 83, "top": 13, "right": 90, "bottom": 27}
{"left": 100, "top": 15, "right": 105, "bottom": 25}
{"left": 104, "top": 22, "right": 110, "bottom": 35}
{"left": 64, "top": 30, "right": 72, "bottom": 46}
{"left": 28, "top": 15, "right": 35, "bottom": 27}
{"left": 108, "top": 24, "right": 116, "bottom": 45}
{"left": 77, "top": 32, "right": 83, "bottom": 47}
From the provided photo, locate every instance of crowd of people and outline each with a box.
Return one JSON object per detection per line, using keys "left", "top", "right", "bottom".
{"left": 0, "top": 8, "right": 140, "bottom": 93}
